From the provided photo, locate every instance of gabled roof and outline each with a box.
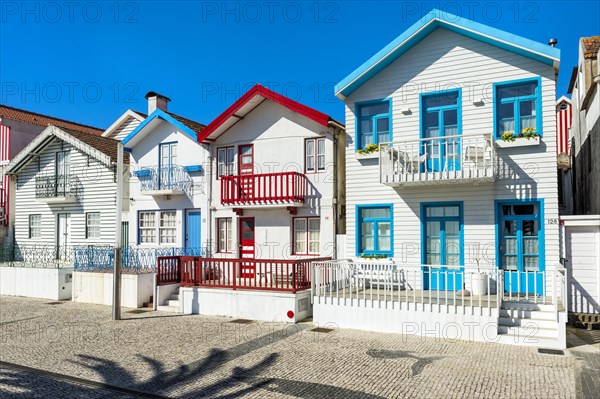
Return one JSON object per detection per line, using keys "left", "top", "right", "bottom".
{"left": 335, "top": 9, "right": 561, "bottom": 99}
{"left": 556, "top": 96, "right": 571, "bottom": 106}
{"left": 0, "top": 104, "right": 103, "bottom": 135}
{"left": 6, "top": 125, "right": 127, "bottom": 175}
{"left": 197, "top": 84, "right": 343, "bottom": 142}
{"left": 102, "top": 110, "right": 146, "bottom": 138}
{"left": 121, "top": 109, "right": 205, "bottom": 146}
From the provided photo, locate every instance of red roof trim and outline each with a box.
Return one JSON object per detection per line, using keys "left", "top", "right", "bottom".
{"left": 196, "top": 84, "right": 332, "bottom": 142}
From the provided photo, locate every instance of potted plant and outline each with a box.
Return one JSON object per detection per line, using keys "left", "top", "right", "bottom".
{"left": 356, "top": 143, "right": 381, "bottom": 159}
{"left": 470, "top": 258, "right": 488, "bottom": 296}
{"left": 496, "top": 128, "right": 541, "bottom": 148}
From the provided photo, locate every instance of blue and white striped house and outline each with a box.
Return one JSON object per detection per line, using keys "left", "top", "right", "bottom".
{"left": 312, "top": 10, "right": 567, "bottom": 348}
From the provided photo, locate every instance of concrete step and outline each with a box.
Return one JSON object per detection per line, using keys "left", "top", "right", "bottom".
{"left": 169, "top": 294, "right": 179, "bottom": 301}
{"left": 157, "top": 305, "right": 180, "bottom": 313}
{"left": 498, "top": 324, "right": 558, "bottom": 339}
{"left": 501, "top": 302, "right": 555, "bottom": 312}
{"left": 142, "top": 295, "right": 154, "bottom": 308}
{"left": 496, "top": 333, "right": 563, "bottom": 349}
{"left": 499, "top": 308, "right": 556, "bottom": 320}
{"left": 499, "top": 316, "right": 558, "bottom": 329}
{"left": 167, "top": 299, "right": 180, "bottom": 307}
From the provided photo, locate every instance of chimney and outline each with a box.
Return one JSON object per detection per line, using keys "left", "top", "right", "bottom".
{"left": 548, "top": 38, "right": 558, "bottom": 47}
{"left": 145, "top": 91, "right": 171, "bottom": 114}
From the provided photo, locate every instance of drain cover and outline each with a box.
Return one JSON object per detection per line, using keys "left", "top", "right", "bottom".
{"left": 229, "top": 319, "right": 255, "bottom": 324}
{"left": 45, "top": 302, "right": 65, "bottom": 305}
{"left": 311, "top": 327, "right": 335, "bottom": 333}
{"left": 538, "top": 348, "right": 564, "bottom": 355}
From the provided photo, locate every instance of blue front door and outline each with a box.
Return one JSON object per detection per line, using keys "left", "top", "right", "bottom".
{"left": 185, "top": 210, "right": 202, "bottom": 254}
{"left": 422, "top": 204, "right": 464, "bottom": 291}
{"left": 421, "top": 90, "right": 461, "bottom": 172}
{"left": 498, "top": 201, "right": 544, "bottom": 295}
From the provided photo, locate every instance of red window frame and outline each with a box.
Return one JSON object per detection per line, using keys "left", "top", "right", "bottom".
{"left": 216, "top": 146, "right": 235, "bottom": 179}
{"left": 292, "top": 216, "right": 320, "bottom": 255}
{"left": 305, "top": 138, "right": 326, "bottom": 174}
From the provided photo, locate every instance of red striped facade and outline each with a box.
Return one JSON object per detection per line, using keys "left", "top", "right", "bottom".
{"left": 0, "top": 122, "right": 9, "bottom": 225}
{"left": 556, "top": 99, "right": 572, "bottom": 155}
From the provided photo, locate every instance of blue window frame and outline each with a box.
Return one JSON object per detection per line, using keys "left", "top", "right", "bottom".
{"left": 419, "top": 89, "right": 462, "bottom": 172}
{"left": 158, "top": 142, "right": 177, "bottom": 189}
{"left": 355, "top": 99, "right": 391, "bottom": 150}
{"left": 421, "top": 202, "right": 464, "bottom": 291}
{"left": 495, "top": 199, "right": 545, "bottom": 295}
{"left": 356, "top": 204, "right": 393, "bottom": 256}
{"left": 493, "top": 77, "right": 542, "bottom": 139}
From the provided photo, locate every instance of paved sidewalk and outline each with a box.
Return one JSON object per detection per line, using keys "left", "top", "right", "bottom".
{"left": 566, "top": 327, "right": 600, "bottom": 399}
{"left": 0, "top": 296, "right": 579, "bottom": 398}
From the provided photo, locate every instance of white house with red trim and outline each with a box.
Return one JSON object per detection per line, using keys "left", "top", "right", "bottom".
{"left": 312, "top": 10, "right": 567, "bottom": 348}
{"left": 156, "top": 84, "right": 345, "bottom": 322}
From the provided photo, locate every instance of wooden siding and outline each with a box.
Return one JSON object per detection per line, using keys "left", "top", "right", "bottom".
{"left": 13, "top": 137, "right": 117, "bottom": 246}
{"left": 343, "top": 28, "right": 560, "bottom": 268}
{"left": 110, "top": 116, "right": 142, "bottom": 141}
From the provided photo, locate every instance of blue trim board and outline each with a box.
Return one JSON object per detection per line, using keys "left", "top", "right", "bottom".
{"left": 184, "top": 165, "right": 204, "bottom": 173}
{"left": 335, "top": 9, "right": 560, "bottom": 98}
{"left": 122, "top": 109, "right": 198, "bottom": 145}
{"left": 492, "top": 76, "right": 543, "bottom": 139}
{"left": 355, "top": 203, "right": 394, "bottom": 257}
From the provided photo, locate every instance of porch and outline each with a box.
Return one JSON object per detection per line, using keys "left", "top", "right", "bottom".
{"left": 379, "top": 134, "right": 496, "bottom": 186}
{"left": 220, "top": 172, "right": 306, "bottom": 208}
{"left": 312, "top": 259, "right": 567, "bottom": 348}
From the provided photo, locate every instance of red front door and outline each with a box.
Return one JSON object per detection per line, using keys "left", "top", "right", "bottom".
{"left": 239, "top": 217, "right": 255, "bottom": 278}
{"left": 238, "top": 145, "right": 254, "bottom": 201}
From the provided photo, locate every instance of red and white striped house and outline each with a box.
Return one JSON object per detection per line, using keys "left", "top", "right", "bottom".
{"left": 556, "top": 96, "right": 573, "bottom": 156}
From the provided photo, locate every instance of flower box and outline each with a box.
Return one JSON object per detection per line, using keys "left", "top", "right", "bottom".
{"left": 495, "top": 136, "right": 540, "bottom": 148}
{"left": 355, "top": 152, "right": 380, "bottom": 160}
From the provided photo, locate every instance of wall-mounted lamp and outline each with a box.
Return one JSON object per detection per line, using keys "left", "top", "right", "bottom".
{"left": 401, "top": 109, "right": 412, "bottom": 115}
{"left": 473, "top": 99, "right": 485, "bottom": 106}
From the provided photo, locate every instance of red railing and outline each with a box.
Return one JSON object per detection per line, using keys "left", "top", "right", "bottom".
{"left": 220, "top": 172, "right": 307, "bottom": 205}
{"left": 157, "top": 256, "right": 331, "bottom": 292}
{"left": 156, "top": 256, "right": 181, "bottom": 285}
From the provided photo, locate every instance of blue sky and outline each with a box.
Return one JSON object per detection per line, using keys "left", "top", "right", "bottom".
{"left": 1, "top": 1, "right": 598, "bottom": 129}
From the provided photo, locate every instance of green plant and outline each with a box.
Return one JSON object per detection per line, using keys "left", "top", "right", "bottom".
{"left": 500, "top": 128, "right": 540, "bottom": 142}
{"left": 357, "top": 143, "right": 379, "bottom": 155}
{"left": 500, "top": 132, "right": 515, "bottom": 142}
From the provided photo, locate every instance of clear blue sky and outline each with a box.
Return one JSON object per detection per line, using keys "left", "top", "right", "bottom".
{"left": 1, "top": 1, "right": 598, "bottom": 129}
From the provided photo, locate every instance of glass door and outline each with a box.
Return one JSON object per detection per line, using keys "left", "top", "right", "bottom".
{"left": 421, "top": 91, "right": 460, "bottom": 172}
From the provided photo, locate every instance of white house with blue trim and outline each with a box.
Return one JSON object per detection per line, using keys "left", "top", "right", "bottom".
{"left": 312, "top": 10, "right": 567, "bottom": 348}
{"left": 119, "top": 92, "right": 209, "bottom": 253}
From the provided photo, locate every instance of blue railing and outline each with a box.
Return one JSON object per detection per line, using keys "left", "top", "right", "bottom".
{"left": 135, "top": 165, "right": 192, "bottom": 195}
{"left": 73, "top": 245, "right": 206, "bottom": 273}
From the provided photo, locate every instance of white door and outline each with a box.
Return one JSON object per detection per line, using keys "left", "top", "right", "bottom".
{"left": 57, "top": 214, "right": 70, "bottom": 260}
{"left": 565, "top": 226, "right": 600, "bottom": 314}
{"left": 56, "top": 151, "right": 70, "bottom": 195}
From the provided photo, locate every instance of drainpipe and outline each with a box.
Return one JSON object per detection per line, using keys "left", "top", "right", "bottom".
{"left": 328, "top": 120, "right": 345, "bottom": 259}
{"left": 205, "top": 144, "right": 214, "bottom": 256}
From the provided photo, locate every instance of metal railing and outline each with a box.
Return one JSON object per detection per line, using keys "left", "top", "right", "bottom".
{"left": 497, "top": 265, "right": 567, "bottom": 309}
{"left": 0, "top": 244, "right": 75, "bottom": 268}
{"left": 73, "top": 245, "right": 206, "bottom": 273}
{"left": 312, "top": 259, "right": 498, "bottom": 309}
{"left": 221, "top": 172, "right": 306, "bottom": 205}
{"left": 379, "top": 134, "right": 495, "bottom": 185}
{"left": 137, "top": 165, "right": 193, "bottom": 195}
{"left": 158, "top": 256, "right": 331, "bottom": 292}
{"left": 35, "top": 174, "right": 81, "bottom": 199}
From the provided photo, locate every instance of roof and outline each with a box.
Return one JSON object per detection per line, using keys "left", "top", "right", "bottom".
{"left": 0, "top": 104, "right": 103, "bottom": 135}
{"left": 334, "top": 9, "right": 561, "bottom": 99}
{"left": 582, "top": 36, "right": 600, "bottom": 59}
{"left": 101, "top": 109, "right": 146, "bottom": 138}
{"left": 121, "top": 109, "right": 206, "bottom": 146}
{"left": 6, "top": 125, "right": 127, "bottom": 175}
{"left": 556, "top": 96, "right": 572, "bottom": 106}
{"left": 197, "top": 84, "right": 344, "bottom": 142}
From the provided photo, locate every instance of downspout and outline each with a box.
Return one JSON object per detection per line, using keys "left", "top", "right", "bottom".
{"left": 205, "top": 144, "right": 214, "bottom": 256}
{"left": 328, "top": 120, "right": 345, "bottom": 259}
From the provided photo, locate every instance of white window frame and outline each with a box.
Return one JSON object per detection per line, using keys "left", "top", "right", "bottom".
{"left": 86, "top": 212, "right": 101, "bottom": 239}
{"left": 29, "top": 214, "right": 41, "bottom": 239}
{"left": 138, "top": 211, "right": 177, "bottom": 245}
{"left": 217, "top": 218, "right": 233, "bottom": 253}
{"left": 293, "top": 217, "right": 320, "bottom": 255}
{"left": 217, "top": 147, "right": 235, "bottom": 179}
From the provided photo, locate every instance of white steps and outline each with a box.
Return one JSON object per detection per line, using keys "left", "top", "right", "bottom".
{"left": 497, "top": 301, "right": 563, "bottom": 348}
{"left": 157, "top": 293, "right": 181, "bottom": 313}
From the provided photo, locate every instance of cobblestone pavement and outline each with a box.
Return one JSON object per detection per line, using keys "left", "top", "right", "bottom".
{"left": 566, "top": 327, "right": 600, "bottom": 399}
{"left": 0, "top": 296, "right": 580, "bottom": 398}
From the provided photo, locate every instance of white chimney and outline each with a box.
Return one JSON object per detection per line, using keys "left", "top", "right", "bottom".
{"left": 145, "top": 91, "right": 171, "bottom": 114}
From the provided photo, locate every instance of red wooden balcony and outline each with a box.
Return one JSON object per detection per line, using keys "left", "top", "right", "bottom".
{"left": 220, "top": 172, "right": 307, "bottom": 206}
{"left": 157, "top": 256, "right": 331, "bottom": 293}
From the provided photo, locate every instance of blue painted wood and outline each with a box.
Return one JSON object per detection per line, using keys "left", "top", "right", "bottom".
{"left": 186, "top": 210, "right": 202, "bottom": 249}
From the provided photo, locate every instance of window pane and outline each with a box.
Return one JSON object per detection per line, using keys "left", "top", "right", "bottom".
{"left": 443, "top": 109, "right": 457, "bottom": 127}
{"left": 498, "top": 82, "right": 536, "bottom": 99}
{"left": 426, "top": 221, "right": 441, "bottom": 237}
{"left": 360, "top": 119, "right": 373, "bottom": 134}
{"left": 424, "top": 112, "right": 438, "bottom": 129}
{"left": 523, "top": 256, "right": 538, "bottom": 271}
{"left": 359, "top": 102, "right": 388, "bottom": 117}
{"left": 317, "top": 139, "right": 325, "bottom": 156}
{"left": 523, "top": 237, "right": 538, "bottom": 255}
{"left": 502, "top": 255, "right": 518, "bottom": 271}
{"left": 362, "top": 208, "right": 390, "bottom": 219}
{"left": 503, "top": 238, "right": 517, "bottom": 255}
{"left": 361, "top": 134, "right": 373, "bottom": 148}
{"left": 376, "top": 117, "right": 389, "bottom": 132}
{"left": 503, "top": 220, "right": 517, "bottom": 236}
{"left": 308, "top": 219, "right": 320, "bottom": 254}
{"left": 424, "top": 91, "right": 458, "bottom": 108}
{"left": 445, "top": 221, "right": 460, "bottom": 237}
{"left": 427, "top": 237, "right": 440, "bottom": 253}
{"left": 306, "top": 140, "right": 314, "bottom": 156}
{"left": 294, "top": 219, "right": 307, "bottom": 254}
{"left": 444, "top": 206, "right": 459, "bottom": 217}
{"left": 446, "top": 237, "right": 460, "bottom": 254}
{"left": 159, "top": 211, "right": 176, "bottom": 244}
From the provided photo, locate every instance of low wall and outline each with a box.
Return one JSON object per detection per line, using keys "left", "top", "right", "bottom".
{"left": 0, "top": 266, "right": 73, "bottom": 301}
{"left": 313, "top": 298, "right": 499, "bottom": 343}
{"left": 180, "top": 287, "right": 312, "bottom": 323}
{"left": 72, "top": 272, "right": 154, "bottom": 308}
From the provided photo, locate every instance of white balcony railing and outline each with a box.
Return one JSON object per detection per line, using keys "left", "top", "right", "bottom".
{"left": 379, "top": 134, "right": 495, "bottom": 186}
